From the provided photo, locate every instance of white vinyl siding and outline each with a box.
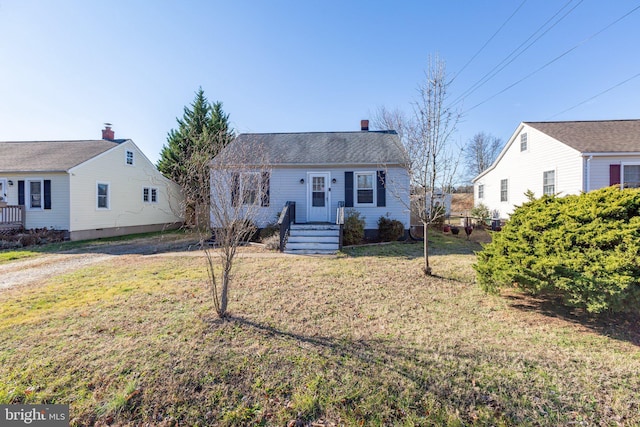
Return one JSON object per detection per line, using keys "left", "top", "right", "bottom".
{"left": 69, "top": 141, "right": 183, "bottom": 233}
{"left": 543, "top": 170, "right": 555, "bottom": 195}
{"left": 214, "top": 166, "right": 410, "bottom": 231}
{"left": 473, "top": 124, "right": 583, "bottom": 218}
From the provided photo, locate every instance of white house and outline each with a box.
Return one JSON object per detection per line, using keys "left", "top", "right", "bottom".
{"left": 0, "top": 127, "right": 184, "bottom": 240}
{"left": 210, "top": 121, "right": 410, "bottom": 253}
{"left": 473, "top": 119, "right": 640, "bottom": 219}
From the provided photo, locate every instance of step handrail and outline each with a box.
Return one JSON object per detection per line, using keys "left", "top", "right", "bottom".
{"left": 277, "top": 201, "right": 296, "bottom": 252}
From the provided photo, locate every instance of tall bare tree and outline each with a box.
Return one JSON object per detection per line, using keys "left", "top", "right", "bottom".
{"left": 463, "top": 132, "right": 502, "bottom": 181}
{"left": 374, "top": 55, "right": 461, "bottom": 276}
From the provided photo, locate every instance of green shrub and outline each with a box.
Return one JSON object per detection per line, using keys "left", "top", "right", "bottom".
{"left": 474, "top": 187, "right": 640, "bottom": 314}
{"left": 259, "top": 222, "right": 279, "bottom": 241}
{"left": 470, "top": 203, "right": 491, "bottom": 226}
{"left": 377, "top": 216, "right": 405, "bottom": 242}
{"left": 343, "top": 209, "right": 365, "bottom": 246}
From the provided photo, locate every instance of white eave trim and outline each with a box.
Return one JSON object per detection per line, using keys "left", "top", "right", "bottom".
{"left": 581, "top": 152, "right": 640, "bottom": 157}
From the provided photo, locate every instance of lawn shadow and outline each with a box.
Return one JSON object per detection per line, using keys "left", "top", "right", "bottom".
{"left": 505, "top": 292, "right": 640, "bottom": 347}
{"left": 223, "top": 315, "right": 599, "bottom": 424}
{"left": 41, "top": 233, "right": 200, "bottom": 256}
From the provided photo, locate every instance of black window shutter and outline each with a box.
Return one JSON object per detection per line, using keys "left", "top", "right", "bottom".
{"left": 18, "top": 180, "right": 25, "bottom": 205}
{"left": 261, "top": 172, "right": 270, "bottom": 207}
{"left": 610, "top": 164, "right": 621, "bottom": 186}
{"left": 44, "top": 180, "right": 52, "bottom": 210}
{"left": 345, "top": 172, "right": 354, "bottom": 207}
{"left": 231, "top": 172, "right": 240, "bottom": 207}
{"left": 377, "top": 170, "right": 386, "bottom": 207}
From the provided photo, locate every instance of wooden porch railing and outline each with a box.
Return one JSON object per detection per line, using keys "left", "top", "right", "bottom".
{"left": 0, "top": 205, "right": 25, "bottom": 229}
{"left": 277, "top": 201, "right": 296, "bottom": 252}
{"left": 336, "top": 201, "right": 345, "bottom": 249}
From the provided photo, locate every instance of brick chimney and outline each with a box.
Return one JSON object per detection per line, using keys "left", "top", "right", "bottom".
{"left": 360, "top": 119, "right": 369, "bottom": 131}
{"left": 102, "top": 123, "right": 115, "bottom": 140}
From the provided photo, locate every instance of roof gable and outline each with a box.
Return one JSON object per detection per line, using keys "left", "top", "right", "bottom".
{"left": 0, "top": 140, "right": 121, "bottom": 172}
{"left": 525, "top": 120, "right": 640, "bottom": 153}
{"left": 215, "top": 131, "right": 406, "bottom": 166}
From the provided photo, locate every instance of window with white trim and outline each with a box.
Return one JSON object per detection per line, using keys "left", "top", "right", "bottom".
{"left": 622, "top": 164, "right": 640, "bottom": 188}
{"left": 143, "top": 187, "right": 158, "bottom": 203}
{"left": 543, "top": 170, "right": 555, "bottom": 195}
{"left": 500, "top": 179, "right": 508, "bottom": 202}
{"left": 126, "top": 150, "right": 134, "bottom": 165}
{"left": 241, "top": 172, "right": 260, "bottom": 205}
{"left": 520, "top": 133, "right": 528, "bottom": 152}
{"left": 478, "top": 184, "right": 484, "bottom": 199}
{"left": 355, "top": 172, "right": 375, "bottom": 206}
{"left": 27, "top": 179, "right": 43, "bottom": 210}
{"left": 97, "top": 182, "right": 110, "bottom": 209}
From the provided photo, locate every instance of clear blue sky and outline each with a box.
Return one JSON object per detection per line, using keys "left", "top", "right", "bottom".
{"left": 1, "top": 1, "right": 638, "bottom": 164}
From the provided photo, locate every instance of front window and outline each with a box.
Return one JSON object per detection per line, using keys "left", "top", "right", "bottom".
{"left": 478, "top": 184, "right": 484, "bottom": 199}
{"left": 28, "top": 180, "right": 43, "bottom": 209}
{"left": 622, "top": 165, "right": 640, "bottom": 188}
{"left": 241, "top": 172, "right": 260, "bottom": 205}
{"left": 500, "top": 179, "right": 508, "bottom": 202}
{"left": 543, "top": 170, "right": 555, "bottom": 195}
{"left": 126, "top": 150, "right": 134, "bottom": 165}
{"left": 520, "top": 133, "right": 528, "bottom": 152}
{"left": 355, "top": 172, "right": 375, "bottom": 205}
{"left": 97, "top": 182, "right": 110, "bottom": 209}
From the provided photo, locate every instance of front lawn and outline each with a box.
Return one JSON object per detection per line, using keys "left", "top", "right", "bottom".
{"left": 0, "top": 235, "right": 638, "bottom": 426}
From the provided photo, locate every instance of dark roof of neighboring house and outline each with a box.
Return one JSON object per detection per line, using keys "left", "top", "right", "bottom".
{"left": 0, "top": 140, "right": 121, "bottom": 172}
{"left": 525, "top": 120, "right": 640, "bottom": 153}
{"left": 213, "top": 131, "right": 406, "bottom": 166}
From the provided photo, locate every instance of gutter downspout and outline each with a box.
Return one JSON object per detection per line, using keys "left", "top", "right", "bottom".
{"left": 585, "top": 155, "right": 593, "bottom": 192}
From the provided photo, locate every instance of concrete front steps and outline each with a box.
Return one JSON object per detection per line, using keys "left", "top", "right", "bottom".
{"left": 284, "top": 224, "right": 340, "bottom": 255}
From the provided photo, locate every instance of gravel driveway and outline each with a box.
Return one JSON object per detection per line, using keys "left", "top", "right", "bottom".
{"left": 0, "top": 234, "right": 199, "bottom": 291}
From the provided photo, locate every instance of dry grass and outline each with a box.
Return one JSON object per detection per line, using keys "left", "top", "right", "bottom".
{"left": 1, "top": 233, "right": 639, "bottom": 426}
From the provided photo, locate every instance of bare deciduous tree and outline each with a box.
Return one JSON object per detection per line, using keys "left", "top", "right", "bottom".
{"left": 206, "top": 136, "right": 269, "bottom": 317}
{"left": 463, "top": 132, "right": 502, "bottom": 181}
{"left": 374, "top": 55, "right": 461, "bottom": 276}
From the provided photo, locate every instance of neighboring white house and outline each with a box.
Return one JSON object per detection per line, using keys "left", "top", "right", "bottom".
{"left": 473, "top": 119, "right": 640, "bottom": 219}
{"left": 210, "top": 121, "right": 410, "bottom": 251}
{"left": 0, "top": 127, "right": 184, "bottom": 240}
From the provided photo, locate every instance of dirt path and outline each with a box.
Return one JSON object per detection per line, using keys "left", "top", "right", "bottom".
{"left": 0, "top": 235, "right": 298, "bottom": 291}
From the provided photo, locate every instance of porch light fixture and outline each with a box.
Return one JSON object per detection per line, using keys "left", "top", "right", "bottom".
{"left": 7, "top": 180, "right": 13, "bottom": 186}
{"left": 300, "top": 178, "right": 305, "bottom": 184}
{"left": 332, "top": 178, "right": 337, "bottom": 184}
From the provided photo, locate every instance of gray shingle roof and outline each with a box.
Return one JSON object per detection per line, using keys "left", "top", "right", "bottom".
{"left": 214, "top": 131, "right": 406, "bottom": 166}
{"left": 0, "top": 140, "right": 120, "bottom": 172}
{"left": 525, "top": 120, "right": 640, "bottom": 153}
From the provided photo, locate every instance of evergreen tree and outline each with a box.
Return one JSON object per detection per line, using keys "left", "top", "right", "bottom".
{"left": 158, "top": 88, "right": 234, "bottom": 227}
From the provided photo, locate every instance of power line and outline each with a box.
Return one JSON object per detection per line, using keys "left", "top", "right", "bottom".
{"left": 547, "top": 72, "right": 640, "bottom": 119}
{"left": 449, "top": 0, "right": 528, "bottom": 84}
{"left": 451, "top": 0, "right": 582, "bottom": 107}
{"left": 463, "top": 4, "right": 640, "bottom": 114}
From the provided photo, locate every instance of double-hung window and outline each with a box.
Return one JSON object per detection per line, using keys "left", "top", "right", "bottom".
{"left": 143, "top": 187, "right": 158, "bottom": 203}
{"left": 97, "top": 182, "right": 110, "bottom": 209}
{"left": 478, "top": 184, "right": 484, "bottom": 199}
{"left": 520, "top": 133, "right": 528, "bottom": 151}
{"left": 500, "top": 179, "right": 508, "bottom": 202}
{"left": 622, "top": 164, "right": 640, "bottom": 188}
{"left": 241, "top": 172, "right": 260, "bottom": 205}
{"left": 355, "top": 172, "right": 375, "bottom": 206}
{"left": 543, "top": 170, "right": 555, "bottom": 195}
{"left": 28, "top": 180, "right": 43, "bottom": 210}
{"left": 126, "top": 150, "right": 134, "bottom": 165}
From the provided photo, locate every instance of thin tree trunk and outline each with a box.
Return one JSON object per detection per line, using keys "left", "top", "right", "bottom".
{"left": 219, "top": 269, "right": 229, "bottom": 317}
{"left": 423, "top": 221, "right": 432, "bottom": 275}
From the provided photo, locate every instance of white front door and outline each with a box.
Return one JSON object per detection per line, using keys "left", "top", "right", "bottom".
{"left": 307, "top": 172, "right": 330, "bottom": 222}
